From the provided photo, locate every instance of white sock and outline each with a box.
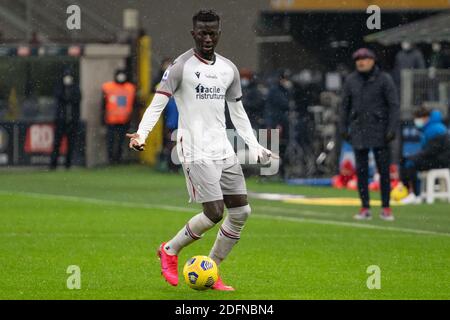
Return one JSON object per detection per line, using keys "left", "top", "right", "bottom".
{"left": 209, "top": 205, "right": 251, "bottom": 265}
{"left": 164, "top": 212, "right": 215, "bottom": 255}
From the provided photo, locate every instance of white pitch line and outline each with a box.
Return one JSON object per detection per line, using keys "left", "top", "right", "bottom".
{"left": 0, "top": 190, "right": 197, "bottom": 213}
{"left": 253, "top": 214, "right": 450, "bottom": 238}
{"left": 1, "top": 190, "right": 449, "bottom": 238}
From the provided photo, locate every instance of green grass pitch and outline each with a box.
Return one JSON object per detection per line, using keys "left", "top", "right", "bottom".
{"left": 0, "top": 166, "right": 449, "bottom": 299}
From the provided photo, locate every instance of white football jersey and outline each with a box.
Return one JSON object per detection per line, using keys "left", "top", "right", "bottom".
{"left": 156, "top": 49, "right": 242, "bottom": 162}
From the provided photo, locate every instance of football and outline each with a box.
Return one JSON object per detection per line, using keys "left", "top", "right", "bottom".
{"left": 183, "top": 255, "right": 218, "bottom": 290}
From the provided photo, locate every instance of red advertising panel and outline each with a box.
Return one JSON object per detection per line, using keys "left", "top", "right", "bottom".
{"left": 24, "top": 123, "right": 67, "bottom": 155}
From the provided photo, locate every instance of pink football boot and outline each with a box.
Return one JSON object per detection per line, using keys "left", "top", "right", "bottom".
{"left": 157, "top": 242, "right": 178, "bottom": 286}
{"left": 212, "top": 277, "right": 235, "bottom": 291}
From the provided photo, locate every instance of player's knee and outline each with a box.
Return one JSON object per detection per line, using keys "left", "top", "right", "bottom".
{"left": 228, "top": 204, "right": 251, "bottom": 225}
{"left": 203, "top": 201, "right": 225, "bottom": 224}
{"left": 222, "top": 205, "right": 251, "bottom": 237}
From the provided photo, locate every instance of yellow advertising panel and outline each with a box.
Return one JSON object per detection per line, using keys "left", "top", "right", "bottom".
{"left": 270, "top": 0, "right": 450, "bottom": 10}
{"left": 137, "top": 35, "right": 163, "bottom": 166}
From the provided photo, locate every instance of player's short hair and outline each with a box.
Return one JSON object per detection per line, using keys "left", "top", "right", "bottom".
{"left": 192, "top": 9, "right": 221, "bottom": 27}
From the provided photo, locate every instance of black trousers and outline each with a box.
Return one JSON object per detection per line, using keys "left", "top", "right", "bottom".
{"left": 354, "top": 147, "right": 391, "bottom": 209}
{"left": 50, "top": 121, "right": 77, "bottom": 169}
{"left": 107, "top": 124, "right": 128, "bottom": 164}
{"left": 401, "top": 166, "right": 420, "bottom": 196}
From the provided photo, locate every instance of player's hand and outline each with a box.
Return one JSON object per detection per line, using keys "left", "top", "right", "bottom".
{"left": 126, "top": 133, "right": 146, "bottom": 151}
{"left": 257, "top": 146, "right": 279, "bottom": 165}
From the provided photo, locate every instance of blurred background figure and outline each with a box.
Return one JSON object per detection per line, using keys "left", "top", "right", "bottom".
{"left": 393, "top": 41, "right": 426, "bottom": 89}
{"left": 240, "top": 68, "right": 266, "bottom": 129}
{"left": 153, "top": 58, "right": 173, "bottom": 88}
{"left": 154, "top": 58, "right": 179, "bottom": 173}
{"left": 265, "top": 69, "right": 293, "bottom": 177}
{"left": 340, "top": 48, "right": 399, "bottom": 221}
{"left": 331, "top": 158, "right": 357, "bottom": 190}
{"left": 429, "top": 42, "right": 444, "bottom": 69}
{"left": 401, "top": 106, "right": 450, "bottom": 204}
{"left": 49, "top": 67, "right": 81, "bottom": 170}
{"left": 159, "top": 96, "right": 179, "bottom": 172}
{"left": 102, "top": 69, "right": 136, "bottom": 164}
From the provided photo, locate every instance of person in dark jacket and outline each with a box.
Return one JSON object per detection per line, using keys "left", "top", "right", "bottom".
{"left": 340, "top": 48, "right": 400, "bottom": 221}
{"left": 240, "top": 68, "right": 266, "bottom": 129}
{"left": 154, "top": 59, "right": 180, "bottom": 172}
{"left": 393, "top": 41, "right": 426, "bottom": 90}
{"left": 401, "top": 107, "right": 450, "bottom": 204}
{"left": 265, "top": 70, "right": 293, "bottom": 177}
{"left": 49, "top": 68, "right": 81, "bottom": 170}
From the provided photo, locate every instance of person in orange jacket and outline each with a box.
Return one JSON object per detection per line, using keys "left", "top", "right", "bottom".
{"left": 102, "top": 69, "right": 136, "bottom": 164}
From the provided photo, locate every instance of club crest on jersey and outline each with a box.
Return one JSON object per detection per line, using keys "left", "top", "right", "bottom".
{"left": 162, "top": 69, "right": 170, "bottom": 81}
{"left": 195, "top": 83, "right": 225, "bottom": 100}
{"left": 195, "top": 71, "right": 200, "bottom": 78}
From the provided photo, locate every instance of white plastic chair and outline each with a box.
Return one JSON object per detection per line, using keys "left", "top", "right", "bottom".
{"left": 419, "top": 168, "right": 450, "bottom": 204}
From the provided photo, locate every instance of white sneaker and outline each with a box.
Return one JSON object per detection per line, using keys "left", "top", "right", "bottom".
{"left": 401, "top": 193, "right": 419, "bottom": 205}
{"left": 414, "top": 196, "right": 423, "bottom": 204}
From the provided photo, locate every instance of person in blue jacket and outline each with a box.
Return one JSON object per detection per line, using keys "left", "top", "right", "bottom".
{"left": 401, "top": 106, "right": 450, "bottom": 204}
{"left": 161, "top": 97, "right": 179, "bottom": 172}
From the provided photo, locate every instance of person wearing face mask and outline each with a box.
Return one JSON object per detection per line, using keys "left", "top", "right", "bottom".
{"left": 49, "top": 68, "right": 81, "bottom": 170}
{"left": 401, "top": 106, "right": 450, "bottom": 204}
{"left": 340, "top": 48, "right": 400, "bottom": 221}
{"left": 102, "top": 69, "right": 136, "bottom": 164}
{"left": 429, "top": 42, "right": 444, "bottom": 69}
{"left": 393, "top": 41, "right": 426, "bottom": 90}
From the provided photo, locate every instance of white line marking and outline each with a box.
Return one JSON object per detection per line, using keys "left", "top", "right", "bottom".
{"left": 253, "top": 214, "right": 450, "bottom": 238}
{"left": 1, "top": 190, "right": 449, "bottom": 238}
{"left": 0, "top": 190, "right": 197, "bottom": 213}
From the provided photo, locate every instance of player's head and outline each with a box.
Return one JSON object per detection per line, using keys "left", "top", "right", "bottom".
{"left": 191, "top": 10, "right": 221, "bottom": 59}
{"left": 352, "top": 48, "right": 376, "bottom": 73}
{"left": 413, "top": 105, "right": 431, "bottom": 129}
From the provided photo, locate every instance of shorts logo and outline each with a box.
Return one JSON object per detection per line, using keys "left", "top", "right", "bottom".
{"left": 195, "top": 72, "right": 200, "bottom": 79}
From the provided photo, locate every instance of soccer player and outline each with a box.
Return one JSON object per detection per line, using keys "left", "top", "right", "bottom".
{"left": 127, "top": 10, "right": 274, "bottom": 291}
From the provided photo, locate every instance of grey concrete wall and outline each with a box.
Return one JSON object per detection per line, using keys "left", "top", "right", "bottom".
{"left": 136, "top": 0, "right": 271, "bottom": 71}
{"left": 80, "top": 44, "right": 129, "bottom": 167}
{"left": 0, "top": 0, "right": 271, "bottom": 71}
